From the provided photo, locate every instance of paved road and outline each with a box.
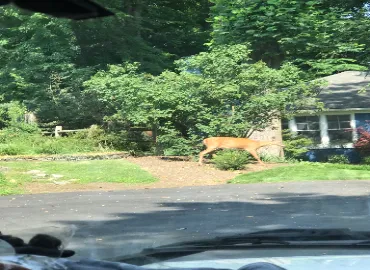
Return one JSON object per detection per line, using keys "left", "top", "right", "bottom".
{"left": 1, "top": 181, "right": 370, "bottom": 260}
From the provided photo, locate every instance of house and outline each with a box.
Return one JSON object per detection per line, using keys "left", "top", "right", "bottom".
{"left": 281, "top": 71, "right": 370, "bottom": 162}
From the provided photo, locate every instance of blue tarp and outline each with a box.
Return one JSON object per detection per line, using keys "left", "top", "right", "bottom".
{"left": 304, "top": 148, "right": 362, "bottom": 164}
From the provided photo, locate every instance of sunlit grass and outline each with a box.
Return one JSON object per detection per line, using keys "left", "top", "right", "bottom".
{"left": 230, "top": 163, "right": 370, "bottom": 184}
{"left": 0, "top": 159, "right": 157, "bottom": 195}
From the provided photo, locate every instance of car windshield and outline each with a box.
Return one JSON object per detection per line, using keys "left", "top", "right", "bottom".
{"left": 1, "top": 0, "right": 370, "bottom": 266}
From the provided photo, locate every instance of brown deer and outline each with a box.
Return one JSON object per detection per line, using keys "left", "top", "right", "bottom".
{"left": 198, "top": 137, "right": 285, "bottom": 165}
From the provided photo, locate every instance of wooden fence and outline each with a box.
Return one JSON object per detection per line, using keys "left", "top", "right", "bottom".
{"left": 42, "top": 126, "right": 85, "bottom": 137}
{"left": 42, "top": 126, "right": 156, "bottom": 142}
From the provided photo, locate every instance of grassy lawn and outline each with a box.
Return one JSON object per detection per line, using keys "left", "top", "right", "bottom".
{"left": 0, "top": 159, "right": 157, "bottom": 195}
{"left": 230, "top": 163, "right": 370, "bottom": 184}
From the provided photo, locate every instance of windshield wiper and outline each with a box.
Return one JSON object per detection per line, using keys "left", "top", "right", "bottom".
{"left": 113, "top": 228, "right": 370, "bottom": 266}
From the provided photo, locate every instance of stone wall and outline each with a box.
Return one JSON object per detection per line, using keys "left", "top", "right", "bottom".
{"left": 0, "top": 152, "right": 130, "bottom": 162}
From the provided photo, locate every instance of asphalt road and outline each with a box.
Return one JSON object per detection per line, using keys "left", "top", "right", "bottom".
{"left": 1, "top": 181, "right": 370, "bottom": 260}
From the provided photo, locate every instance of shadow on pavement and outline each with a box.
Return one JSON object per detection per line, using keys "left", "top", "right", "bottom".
{"left": 52, "top": 191, "right": 370, "bottom": 259}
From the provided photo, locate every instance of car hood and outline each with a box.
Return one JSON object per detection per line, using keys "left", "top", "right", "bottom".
{"left": 144, "top": 250, "right": 370, "bottom": 270}
{"left": 2, "top": 252, "right": 370, "bottom": 270}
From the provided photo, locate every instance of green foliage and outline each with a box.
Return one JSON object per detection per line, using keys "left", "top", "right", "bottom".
{"left": 210, "top": 0, "right": 369, "bottom": 77}
{"left": 156, "top": 132, "right": 201, "bottom": 156}
{"left": 0, "top": 128, "right": 113, "bottom": 156}
{"left": 230, "top": 163, "right": 370, "bottom": 184}
{"left": 260, "top": 153, "right": 292, "bottom": 163}
{"left": 213, "top": 150, "right": 253, "bottom": 170}
{"left": 2, "top": 0, "right": 367, "bottom": 157}
{"left": 0, "top": 104, "right": 112, "bottom": 156}
{"left": 73, "top": 125, "right": 105, "bottom": 140}
{"left": 0, "top": 1, "right": 211, "bottom": 126}
{"left": 282, "top": 129, "right": 314, "bottom": 159}
{"left": 0, "top": 173, "right": 20, "bottom": 196}
{"left": 85, "top": 45, "right": 322, "bottom": 155}
{"left": 73, "top": 0, "right": 211, "bottom": 74}
{"left": 104, "top": 129, "right": 154, "bottom": 155}
{"left": 362, "top": 156, "right": 370, "bottom": 165}
{"left": 327, "top": 155, "right": 349, "bottom": 164}
{"left": 0, "top": 145, "right": 23, "bottom": 156}
{"left": 33, "top": 140, "right": 64, "bottom": 155}
{"left": 0, "top": 101, "right": 39, "bottom": 133}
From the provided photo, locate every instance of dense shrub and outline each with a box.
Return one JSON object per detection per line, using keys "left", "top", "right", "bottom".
{"left": 282, "top": 130, "right": 313, "bottom": 159}
{"left": 105, "top": 130, "right": 154, "bottom": 155}
{"left": 260, "top": 153, "right": 291, "bottom": 163}
{"left": 156, "top": 129, "right": 201, "bottom": 156}
{"left": 354, "top": 127, "right": 370, "bottom": 155}
{"left": 361, "top": 156, "right": 370, "bottom": 164}
{"left": 213, "top": 150, "right": 252, "bottom": 170}
{"left": 73, "top": 125, "right": 105, "bottom": 140}
{"left": 0, "top": 102, "right": 39, "bottom": 133}
{"left": 0, "top": 144, "right": 23, "bottom": 155}
{"left": 327, "top": 155, "right": 349, "bottom": 164}
{"left": 0, "top": 124, "right": 115, "bottom": 156}
{"left": 33, "top": 140, "right": 63, "bottom": 155}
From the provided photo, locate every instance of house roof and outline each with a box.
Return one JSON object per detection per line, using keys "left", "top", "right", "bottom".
{"left": 318, "top": 71, "right": 370, "bottom": 110}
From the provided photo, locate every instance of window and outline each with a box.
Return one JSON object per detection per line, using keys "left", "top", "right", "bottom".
{"left": 327, "top": 115, "right": 352, "bottom": 145}
{"left": 295, "top": 116, "right": 321, "bottom": 143}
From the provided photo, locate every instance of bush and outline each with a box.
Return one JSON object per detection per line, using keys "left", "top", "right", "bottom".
{"left": 105, "top": 130, "right": 154, "bottom": 154}
{"left": 0, "top": 101, "right": 40, "bottom": 133}
{"left": 34, "top": 140, "right": 64, "bottom": 155}
{"left": 282, "top": 129, "right": 313, "bottom": 159}
{"left": 0, "top": 144, "right": 23, "bottom": 155}
{"left": 213, "top": 150, "right": 252, "bottom": 170}
{"left": 260, "top": 153, "right": 291, "bottom": 163}
{"left": 0, "top": 127, "right": 115, "bottom": 156}
{"left": 73, "top": 125, "right": 105, "bottom": 140}
{"left": 362, "top": 156, "right": 370, "bottom": 165}
{"left": 157, "top": 133, "right": 201, "bottom": 156}
{"left": 355, "top": 127, "right": 370, "bottom": 155}
{"left": 33, "top": 136, "right": 107, "bottom": 154}
{"left": 327, "top": 155, "right": 349, "bottom": 164}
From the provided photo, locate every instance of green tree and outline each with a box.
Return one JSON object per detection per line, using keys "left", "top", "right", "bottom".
{"left": 0, "top": 8, "right": 79, "bottom": 101}
{"left": 72, "top": 0, "right": 211, "bottom": 74}
{"left": 210, "top": 0, "right": 369, "bottom": 76}
{"left": 0, "top": 1, "right": 211, "bottom": 128}
{"left": 85, "top": 44, "right": 323, "bottom": 155}
{"left": 0, "top": 7, "right": 97, "bottom": 127}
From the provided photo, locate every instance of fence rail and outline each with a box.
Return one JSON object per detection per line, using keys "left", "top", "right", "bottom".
{"left": 42, "top": 126, "right": 156, "bottom": 142}
{"left": 41, "top": 126, "right": 85, "bottom": 137}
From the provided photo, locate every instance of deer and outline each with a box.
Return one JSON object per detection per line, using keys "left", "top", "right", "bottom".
{"left": 198, "top": 137, "right": 285, "bottom": 165}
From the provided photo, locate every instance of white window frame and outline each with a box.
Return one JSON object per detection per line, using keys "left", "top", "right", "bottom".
{"left": 288, "top": 113, "right": 357, "bottom": 148}
{"left": 326, "top": 114, "right": 353, "bottom": 147}
{"left": 293, "top": 115, "right": 321, "bottom": 144}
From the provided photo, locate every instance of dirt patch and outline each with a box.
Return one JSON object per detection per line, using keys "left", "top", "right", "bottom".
{"left": 23, "top": 157, "right": 287, "bottom": 194}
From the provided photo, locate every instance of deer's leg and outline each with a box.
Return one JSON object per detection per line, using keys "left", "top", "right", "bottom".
{"left": 246, "top": 149, "right": 265, "bottom": 165}
{"left": 199, "top": 148, "right": 216, "bottom": 165}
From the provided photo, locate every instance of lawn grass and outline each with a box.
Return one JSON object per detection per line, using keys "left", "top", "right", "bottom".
{"left": 230, "top": 163, "right": 370, "bottom": 184}
{"left": 0, "top": 174, "right": 22, "bottom": 195}
{"left": 0, "top": 159, "right": 157, "bottom": 195}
